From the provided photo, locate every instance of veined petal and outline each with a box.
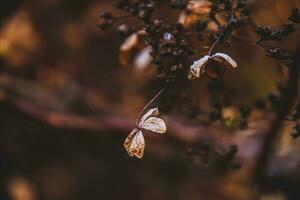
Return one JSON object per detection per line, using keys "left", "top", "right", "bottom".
{"left": 124, "top": 128, "right": 145, "bottom": 159}
{"left": 141, "top": 117, "right": 166, "bottom": 134}
{"left": 139, "top": 107, "right": 160, "bottom": 127}
{"left": 213, "top": 53, "right": 237, "bottom": 68}
{"left": 188, "top": 55, "right": 210, "bottom": 80}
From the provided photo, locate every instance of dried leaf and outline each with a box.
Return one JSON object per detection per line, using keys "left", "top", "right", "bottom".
{"left": 141, "top": 117, "right": 166, "bottom": 134}
{"left": 124, "top": 128, "right": 145, "bottom": 159}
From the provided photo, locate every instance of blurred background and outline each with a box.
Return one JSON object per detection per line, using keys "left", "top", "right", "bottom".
{"left": 0, "top": 0, "right": 300, "bottom": 199}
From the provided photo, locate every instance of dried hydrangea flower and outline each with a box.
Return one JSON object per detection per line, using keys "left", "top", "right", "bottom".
{"left": 124, "top": 107, "right": 166, "bottom": 159}
{"left": 188, "top": 53, "right": 237, "bottom": 79}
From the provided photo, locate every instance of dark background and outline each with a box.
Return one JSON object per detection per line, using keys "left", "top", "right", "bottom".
{"left": 0, "top": 0, "right": 300, "bottom": 199}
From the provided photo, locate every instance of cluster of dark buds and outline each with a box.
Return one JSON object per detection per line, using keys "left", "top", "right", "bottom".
{"left": 266, "top": 48, "right": 293, "bottom": 66}
{"left": 255, "top": 23, "right": 295, "bottom": 42}
{"left": 256, "top": 8, "right": 300, "bottom": 43}
{"left": 290, "top": 102, "right": 300, "bottom": 138}
{"left": 98, "top": 11, "right": 114, "bottom": 30}
{"left": 186, "top": 142, "right": 241, "bottom": 170}
{"left": 289, "top": 8, "right": 300, "bottom": 23}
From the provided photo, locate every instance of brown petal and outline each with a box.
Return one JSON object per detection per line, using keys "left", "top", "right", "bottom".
{"left": 124, "top": 128, "right": 145, "bottom": 159}
{"left": 187, "top": 0, "right": 212, "bottom": 15}
{"left": 178, "top": 12, "right": 203, "bottom": 29}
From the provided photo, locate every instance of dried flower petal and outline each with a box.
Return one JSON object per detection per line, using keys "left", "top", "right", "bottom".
{"left": 213, "top": 53, "right": 238, "bottom": 68}
{"left": 178, "top": 0, "right": 212, "bottom": 28}
{"left": 188, "top": 53, "right": 238, "bottom": 80}
{"left": 141, "top": 117, "right": 166, "bottom": 134}
{"left": 124, "top": 107, "right": 166, "bottom": 159}
{"left": 124, "top": 128, "right": 145, "bottom": 159}
{"left": 119, "top": 31, "right": 147, "bottom": 67}
{"left": 139, "top": 107, "right": 160, "bottom": 127}
{"left": 134, "top": 46, "right": 153, "bottom": 70}
{"left": 120, "top": 33, "right": 138, "bottom": 52}
{"left": 188, "top": 55, "right": 210, "bottom": 79}
{"left": 187, "top": 0, "right": 212, "bottom": 15}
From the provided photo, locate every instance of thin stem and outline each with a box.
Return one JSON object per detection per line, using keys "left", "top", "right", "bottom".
{"left": 208, "top": 27, "right": 227, "bottom": 56}
{"left": 208, "top": 0, "right": 235, "bottom": 56}
{"left": 135, "top": 84, "right": 169, "bottom": 126}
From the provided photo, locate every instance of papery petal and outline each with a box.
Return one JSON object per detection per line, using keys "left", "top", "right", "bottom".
{"left": 124, "top": 128, "right": 145, "bottom": 159}
{"left": 139, "top": 107, "right": 159, "bottom": 127}
{"left": 134, "top": 46, "right": 153, "bottom": 70}
{"left": 213, "top": 53, "right": 237, "bottom": 68}
{"left": 188, "top": 55, "right": 210, "bottom": 80}
{"left": 119, "top": 31, "right": 147, "bottom": 67}
{"left": 141, "top": 117, "right": 166, "bottom": 134}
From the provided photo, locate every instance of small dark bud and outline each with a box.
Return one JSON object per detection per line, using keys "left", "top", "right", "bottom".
{"left": 98, "top": 19, "right": 112, "bottom": 30}
{"left": 239, "top": 105, "right": 251, "bottom": 118}
{"left": 195, "top": 20, "right": 208, "bottom": 32}
{"left": 291, "top": 124, "right": 300, "bottom": 139}
{"left": 100, "top": 11, "right": 112, "bottom": 19}
{"left": 209, "top": 110, "right": 222, "bottom": 121}
{"left": 289, "top": 8, "right": 300, "bottom": 23}
{"left": 254, "top": 98, "right": 266, "bottom": 110}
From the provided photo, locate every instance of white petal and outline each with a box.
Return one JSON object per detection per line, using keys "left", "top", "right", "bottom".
{"left": 188, "top": 55, "right": 210, "bottom": 79}
{"left": 139, "top": 107, "right": 160, "bottom": 127}
{"left": 213, "top": 53, "right": 237, "bottom": 68}
{"left": 134, "top": 46, "right": 153, "bottom": 70}
{"left": 141, "top": 117, "right": 166, "bottom": 134}
{"left": 124, "top": 128, "right": 145, "bottom": 159}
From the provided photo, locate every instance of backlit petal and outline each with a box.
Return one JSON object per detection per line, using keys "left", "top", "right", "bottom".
{"left": 124, "top": 129, "right": 145, "bottom": 159}
{"left": 139, "top": 107, "right": 160, "bottom": 127}
{"left": 188, "top": 55, "right": 210, "bottom": 79}
{"left": 141, "top": 117, "right": 166, "bottom": 134}
{"left": 213, "top": 53, "right": 237, "bottom": 68}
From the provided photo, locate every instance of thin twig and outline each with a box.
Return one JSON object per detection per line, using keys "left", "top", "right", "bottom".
{"left": 135, "top": 84, "right": 169, "bottom": 126}
{"left": 208, "top": 0, "right": 235, "bottom": 56}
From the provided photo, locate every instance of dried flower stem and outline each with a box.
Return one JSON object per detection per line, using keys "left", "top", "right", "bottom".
{"left": 135, "top": 85, "right": 169, "bottom": 126}
{"left": 208, "top": 0, "right": 235, "bottom": 56}
{"left": 208, "top": 28, "right": 228, "bottom": 56}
